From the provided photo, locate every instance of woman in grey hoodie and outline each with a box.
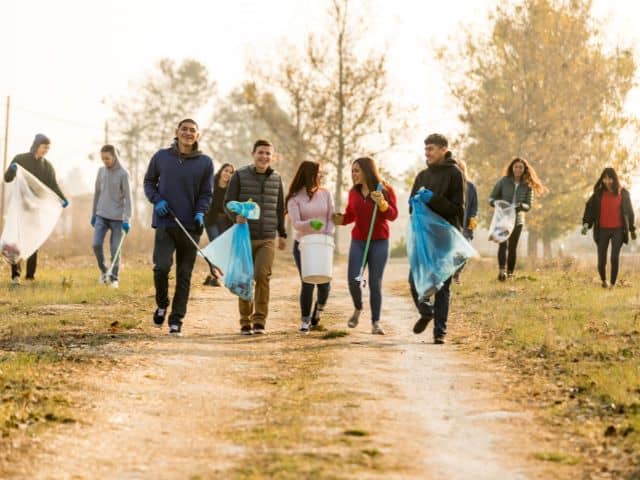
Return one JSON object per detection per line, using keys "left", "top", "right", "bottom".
{"left": 91, "top": 145, "right": 132, "bottom": 288}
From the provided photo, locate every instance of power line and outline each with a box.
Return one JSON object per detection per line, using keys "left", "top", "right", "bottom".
{"left": 0, "top": 99, "right": 105, "bottom": 133}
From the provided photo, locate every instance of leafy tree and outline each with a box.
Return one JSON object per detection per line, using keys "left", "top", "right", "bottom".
{"left": 447, "top": 0, "right": 637, "bottom": 257}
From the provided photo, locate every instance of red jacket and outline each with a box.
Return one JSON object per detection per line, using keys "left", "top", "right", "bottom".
{"left": 342, "top": 184, "right": 398, "bottom": 241}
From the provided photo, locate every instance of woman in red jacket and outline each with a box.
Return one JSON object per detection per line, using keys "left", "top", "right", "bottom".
{"left": 334, "top": 157, "right": 398, "bottom": 334}
{"left": 581, "top": 167, "right": 636, "bottom": 288}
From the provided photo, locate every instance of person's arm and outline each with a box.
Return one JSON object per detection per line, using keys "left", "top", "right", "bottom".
{"left": 489, "top": 178, "right": 503, "bottom": 206}
{"left": 122, "top": 170, "right": 132, "bottom": 222}
{"left": 92, "top": 169, "right": 101, "bottom": 217}
{"left": 623, "top": 190, "right": 636, "bottom": 232}
{"left": 341, "top": 190, "right": 356, "bottom": 225}
{"left": 4, "top": 156, "right": 19, "bottom": 182}
{"left": 287, "top": 195, "right": 313, "bottom": 234}
{"left": 223, "top": 171, "right": 241, "bottom": 223}
{"left": 380, "top": 186, "right": 398, "bottom": 221}
{"left": 276, "top": 177, "right": 287, "bottom": 239}
{"left": 468, "top": 183, "right": 478, "bottom": 218}
{"left": 196, "top": 159, "right": 214, "bottom": 215}
{"left": 518, "top": 186, "right": 533, "bottom": 212}
{"left": 143, "top": 153, "right": 162, "bottom": 204}
{"left": 408, "top": 171, "right": 424, "bottom": 214}
{"left": 326, "top": 191, "right": 335, "bottom": 233}
{"left": 582, "top": 194, "right": 595, "bottom": 227}
{"left": 44, "top": 161, "right": 67, "bottom": 201}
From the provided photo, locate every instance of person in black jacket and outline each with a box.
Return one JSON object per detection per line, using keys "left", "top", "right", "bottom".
{"left": 581, "top": 167, "right": 636, "bottom": 288}
{"left": 3, "top": 134, "right": 69, "bottom": 284}
{"left": 409, "top": 133, "right": 465, "bottom": 344}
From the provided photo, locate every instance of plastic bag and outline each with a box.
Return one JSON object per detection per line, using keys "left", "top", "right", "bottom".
{"left": 407, "top": 195, "right": 477, "bottom": 302}
{"left": 488, "top": 200, "right": 516, "bottom": 243}
{"left": 201, "top": 222, "right": 254, "bottom": 301}
{"left": 1, "top": 166, "right": 63, "bottom": 264}
{"left": 226, "top": 200, "right": 260, "bottom": 220}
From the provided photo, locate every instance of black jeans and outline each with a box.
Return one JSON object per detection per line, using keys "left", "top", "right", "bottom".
{"left": 153, "top": 227, "right": 200, "bottom": 326}
{"left": 11, "top": 251, "right": 38, "bottom": 279}
{"left": 597, "top": 228, "right": 624, "bottom": 285}
{"left": 409, "top": 272, "right": 451, "bottom": 337}
{"left": 292, "top": 240, "right": 331, "bottom": 318}
{"left": 498, "top": 224, "right": 523, "bottom": 273}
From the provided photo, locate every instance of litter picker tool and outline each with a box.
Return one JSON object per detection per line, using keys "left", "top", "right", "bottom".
{"left": 104, "top": 230, "right": 127, "bottom": 281}
{"left": 168, "top": 208, "right": 224, "bottom": 279}
{"left": 354, "top": 183, "right": 383, "bottom": 287}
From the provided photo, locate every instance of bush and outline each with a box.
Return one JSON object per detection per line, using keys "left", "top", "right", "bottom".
{"left": 390, "top": 237, "right": 406, "bottom": 258}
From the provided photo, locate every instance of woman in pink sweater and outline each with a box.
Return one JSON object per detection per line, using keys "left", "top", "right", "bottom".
{"left": 286, "top": 161, "right": 335, "bottom": 333}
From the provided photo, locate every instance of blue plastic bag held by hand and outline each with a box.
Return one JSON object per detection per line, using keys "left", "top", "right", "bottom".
{"left": 227, "top": 199, "right": 260, "bottom": 220}
{"left": 201, "top": 222, "right": 255, "bottom": 301}
{"left": 407, "top": 193, "right": 477, "bottom": 302}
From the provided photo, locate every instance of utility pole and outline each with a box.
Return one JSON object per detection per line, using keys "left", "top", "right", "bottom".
{"left": 0, "top": 96, "right": 10, "bottom": 229}
{"left": 104, "top": 120, "right": 109, "bottom": 144}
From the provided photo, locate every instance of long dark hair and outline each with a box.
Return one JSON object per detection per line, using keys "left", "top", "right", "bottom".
{"left": 285, "top": 161, "right": 321, "bottom": 212}
{"left": 594, "top": 167, "right": 621, "bottom": 194}
{"left": 352, "top": 156, "right": 389, "bottom": 195}
{"left": 503, "top": 157, "right": 547, "bottom": 195}
{"left": 214, "top": 163, "right": 235, "bottom": 188}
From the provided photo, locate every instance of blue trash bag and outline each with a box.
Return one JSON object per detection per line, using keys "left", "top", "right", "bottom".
{"left": 407, "top": 193, "right": 477, "bottom": 302}
{"left": 201, "top": 222, "right": 254, "bottom": 301}
{"left": 226, "top": 199, "right": 260, "bottom": 220}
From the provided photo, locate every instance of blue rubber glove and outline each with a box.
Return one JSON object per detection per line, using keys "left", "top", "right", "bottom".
{"left": 122, "top": 221, "right": 130, "bottom": 233}
{"left": 417, "top": 188, "right": 433, "bottom": 204}
{"left": 91, "top": 215, "right": 96, "bottom": 227}
{"left": 9, "top": 162, "right": 17, "bottom": 172}
{"left": 194, "top": 212, "right": 204, "bottom": 227}
{"left": 61, "top": 199, "right": 69, "bottom": 208}
{"left": 155, "top": 199, "right": 169, "bottom": 216}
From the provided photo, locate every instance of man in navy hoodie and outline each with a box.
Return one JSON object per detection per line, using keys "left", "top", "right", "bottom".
{"left": 143, "top": 119, "right": 214, "bottom": 336}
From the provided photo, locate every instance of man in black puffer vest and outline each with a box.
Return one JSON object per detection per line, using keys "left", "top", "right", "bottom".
{"left": 224, "top": 139, "right": 287, "bottom": 335}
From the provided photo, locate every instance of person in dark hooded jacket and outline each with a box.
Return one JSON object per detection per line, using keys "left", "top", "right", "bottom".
{"left": 91, "top": 144, "right": 132, "bottom": 288}
{"left": 143, "top": 119, "right": 214, "bottom": 336}
{"left": 3, "top": 133, "right": 68, "bottom": 284}
{"left": 408, "top": 133, "right": 465, "bottom": 344}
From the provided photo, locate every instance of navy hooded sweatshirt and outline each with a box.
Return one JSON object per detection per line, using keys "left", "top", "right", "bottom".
{"left": 143, "top": 140, "right": 214, "bottom": 229}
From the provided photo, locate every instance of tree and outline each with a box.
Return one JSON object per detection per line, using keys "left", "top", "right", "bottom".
{"left": 246, "top": 0, "right": 407, "bottom": 252}
{"left": 110, "top": 59, "right": 216, "bottom": 226}
{"left": 447, "top": 0, "right": 637, "bottom": 258}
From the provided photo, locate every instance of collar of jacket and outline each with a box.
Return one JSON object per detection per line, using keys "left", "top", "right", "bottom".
{"left": 170, "top": 139, "right": 203, "bottom": 159}
{"left": 428, "top": 151, "right": 457, "bottom": 170}
{"left": 249, "top": 165, "right": 274, "bottom": 176}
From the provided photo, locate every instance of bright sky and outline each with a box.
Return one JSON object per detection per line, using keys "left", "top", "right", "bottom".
{"left": 1, "top": 0, "right": 639, "bottom": 195}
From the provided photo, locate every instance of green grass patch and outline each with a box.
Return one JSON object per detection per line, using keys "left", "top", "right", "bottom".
{"left": 343, "top": 429, "right": 369, "bottom": 437}
{"left": 533, "top": 451, "right": 581, "bottom": 465}
{"left": 321, "top": 330, "right": 348, "bottom": 340}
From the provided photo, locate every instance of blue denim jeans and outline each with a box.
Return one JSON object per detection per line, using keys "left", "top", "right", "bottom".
{"left": 92, "top": 215, "right": 123, "bottom": 281}
{"left": 348, "top": 239, "right": 389, "bottom": 323}
{"left": 293, "top": 240, "right": 331, "bottom": 318}
{"left": 409, "top": 272, "right": 451, "bottom": 337}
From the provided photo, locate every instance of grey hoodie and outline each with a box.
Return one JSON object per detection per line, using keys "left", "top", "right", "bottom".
{"left": 92, "top": 153, "right": 132, "bottom": 222}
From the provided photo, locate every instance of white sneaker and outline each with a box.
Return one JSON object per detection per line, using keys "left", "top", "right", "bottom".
{"left": 99, "top": 273, "right": 107, "bottom": 285}
{"left": 11, "top": 277, "right": 20, "bottom": 286}
{"left": 371, "top": 322, "right": 385, "bottom": 335}
{"left": 299, "top": 319, "right": 310, "bottom": 333}
{"left": 109, "top": 280, "right": 119, "bottom": 289}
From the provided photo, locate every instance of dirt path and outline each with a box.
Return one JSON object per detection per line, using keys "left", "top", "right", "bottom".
{"left": 4, "top": 258, "right": 546, "bottom": 479}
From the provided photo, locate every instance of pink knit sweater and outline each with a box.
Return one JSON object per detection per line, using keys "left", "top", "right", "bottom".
{"left": 287, "top": 189, "right": 335, "bottom": 241}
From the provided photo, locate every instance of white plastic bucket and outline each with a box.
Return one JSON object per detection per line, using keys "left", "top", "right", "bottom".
{"left": 300, "top": 234, "right": 335, "bottom": 284}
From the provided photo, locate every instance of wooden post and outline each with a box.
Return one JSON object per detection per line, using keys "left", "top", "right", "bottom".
{"left": 0, "top": 96, "right": 10, "bottom": 229}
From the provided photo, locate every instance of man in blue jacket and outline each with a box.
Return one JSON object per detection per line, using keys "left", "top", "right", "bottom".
{"left": 143, "top": 119, "right": 214, "bottom": 336}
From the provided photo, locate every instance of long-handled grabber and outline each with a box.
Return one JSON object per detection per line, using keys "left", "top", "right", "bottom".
{"left": 168, "top": 208, "right": 224, "bottom": 279}
{"left": 354, "top": 183, "right": 383, "bottom": 287}
{"left": 105, "top": 230, "right": 127, "bottom": 282}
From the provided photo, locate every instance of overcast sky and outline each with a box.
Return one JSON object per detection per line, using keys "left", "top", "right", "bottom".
{"left": 1, "top": 0, "right": 639, "bottom": 194}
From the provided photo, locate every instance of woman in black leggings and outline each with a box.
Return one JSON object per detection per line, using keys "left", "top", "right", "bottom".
{"left": 489, "top": 157, "right": 546, "bottom": 281}
{"left": 582, "top": 168, "right": 636, "bottom": 288}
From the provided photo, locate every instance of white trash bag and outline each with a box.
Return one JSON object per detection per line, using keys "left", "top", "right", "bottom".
{"left": 1, "top": 166, "right": 64, "bottom": 264}
{"left": 488, "top": 200, "right": 516, "bottom": 243}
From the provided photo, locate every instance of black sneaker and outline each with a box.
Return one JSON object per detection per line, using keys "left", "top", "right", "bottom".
{"left": 498, "top": 270, "right": 507, "bottom": 282}
{"left": 169, "top": 323, "right": 182, "bottom": 336}
{"left": 311, "top": 302, "right": 320, "bottom": 326}
{"left": 241, "top": 325, "right": 253, "bottom": 335}
{"left": 413, "top": 315, "right": 432, "bottom": 334}
{"left": 153, "top": 308, "right": 167, "bottom": 328}
{"left": 252, "top": 324, "right": 265, "bottom": 334}
{"left": 434, "top": 335, "right": 446, "bottom": 345}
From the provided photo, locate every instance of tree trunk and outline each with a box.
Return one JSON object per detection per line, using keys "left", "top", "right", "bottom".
{"left": 334, "top": 20, "right": 346, "bottom": 256}
{"left": 543, "top": 233, "right": 553, "bottom": 259}
{"left": 527, "top": 230, "right": 538, "bottom": 260}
